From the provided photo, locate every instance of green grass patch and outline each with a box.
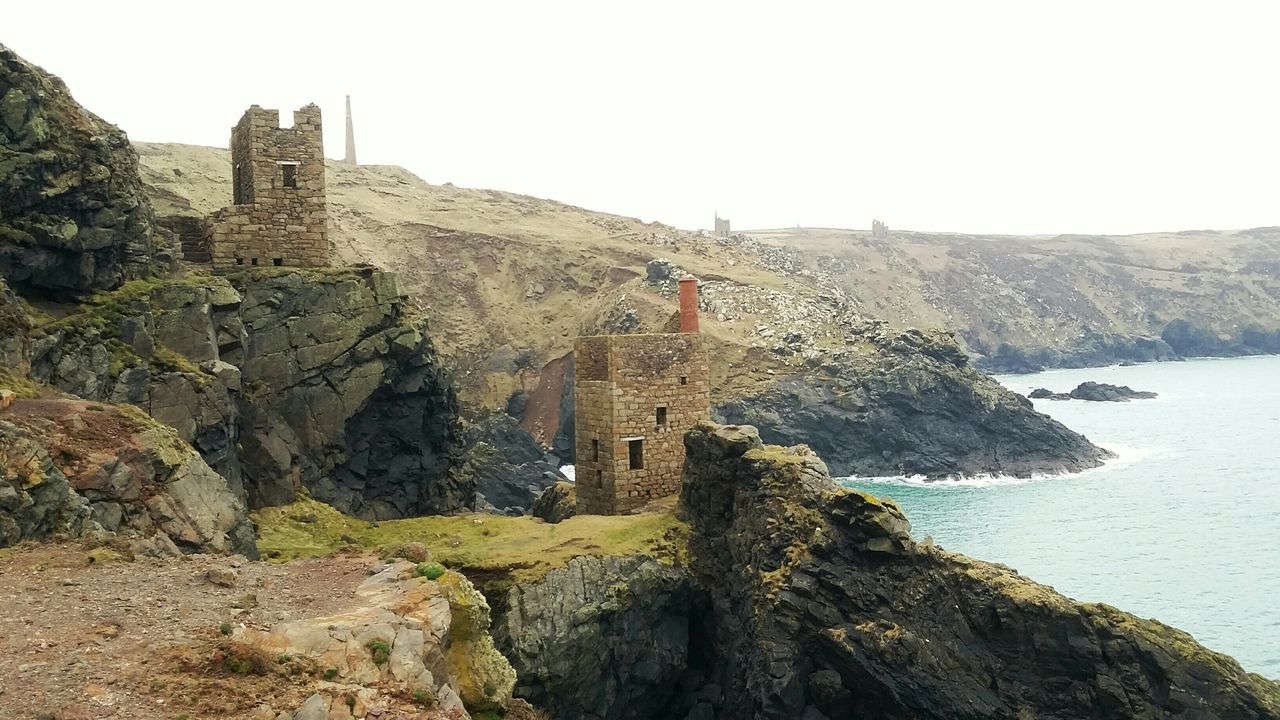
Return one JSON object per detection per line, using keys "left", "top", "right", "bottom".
{"left": 253, "top": 495, "right": 687, "bottom": 585}
{"left": 0, "top": 367, "right": 41, "bottom": 398}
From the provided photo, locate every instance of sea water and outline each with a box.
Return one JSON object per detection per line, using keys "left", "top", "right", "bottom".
{"left": 842, "top": 355, "right": 1280, "bottom": 678}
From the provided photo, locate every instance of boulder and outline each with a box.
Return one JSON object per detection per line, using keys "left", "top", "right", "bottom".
{"left": 0, "top": 43, "right": 166, "bottom": 295}
{"left": 529, "top": 481, "right": 576, "bottom": 524}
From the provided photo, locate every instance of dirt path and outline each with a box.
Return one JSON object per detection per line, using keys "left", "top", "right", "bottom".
{"left": 0, "top": 543, "right": 375, "bottom": 719}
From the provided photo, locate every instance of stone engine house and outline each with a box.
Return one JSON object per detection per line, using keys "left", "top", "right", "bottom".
{"left": 574, "top": 278, "right": 711, "bottom": 515}
{"left": 203, "top": 105, "right": 329, "bottom": 268}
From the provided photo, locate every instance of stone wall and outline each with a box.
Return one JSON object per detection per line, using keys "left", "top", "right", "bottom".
{"left": 574, "top": 333, "right": 710, "bottom": 514}
{"left": 205, "top": 105, "right": 329, "bottom": 268}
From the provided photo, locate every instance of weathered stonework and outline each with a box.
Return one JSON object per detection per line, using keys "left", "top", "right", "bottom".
{"left": 204, "top": 105, "right": 329, "bottom": 268}
{"left": 713, "top": 213, "right": 731, "bottom": 239}
{"left": 574, "top": 333, "right": 710, "bottom": 515}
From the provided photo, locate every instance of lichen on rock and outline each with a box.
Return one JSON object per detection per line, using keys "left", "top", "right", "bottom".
{"left": 0, "top": 43, "right": 169, "bottom": 294}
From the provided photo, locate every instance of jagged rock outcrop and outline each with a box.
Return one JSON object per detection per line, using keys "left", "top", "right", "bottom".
{"left": 28, "top": 268, "right": 464, "bottom": 519}
{"left": 678, "top": 422, "right": 1280, "bottom": 719}
{"left": 716, "top": 327, "right": 1113, "bottom": 478}
{"left": 0, "top": 43, "right": 167, "bottom": 294}
{"left": 493, "top": 555, "right": 705, "bottom": 720}
{"left": 455, "top": 413, "right": 564, "bottom": 514}
{"left": 237, "top": 560, "right": 515, "bottom": 719}
{"left": 0, "top": 399, "right": 255, "bottom": 556}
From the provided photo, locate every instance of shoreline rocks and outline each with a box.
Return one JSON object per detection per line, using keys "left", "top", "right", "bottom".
{"left": 1029, "top": 381, "right": 1158, "bottom": 402}
{"left": 716, "top": 328, "right": 1114, "bottom": 479}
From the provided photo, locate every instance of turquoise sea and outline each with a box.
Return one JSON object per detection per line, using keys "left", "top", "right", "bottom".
{"left": 843, "top": 355, "right": 1280, "bottom": 678}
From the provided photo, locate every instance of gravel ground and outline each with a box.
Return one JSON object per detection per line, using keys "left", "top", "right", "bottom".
{"left": 0, "top": 542, "right": 376, "bottom": 719}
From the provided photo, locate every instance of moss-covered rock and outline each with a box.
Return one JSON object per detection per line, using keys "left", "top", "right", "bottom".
{"left": 0, "top": 400, "right": 254, "bottom": 555}
{"left": 438, "top": 571, "right": 516, "bottom": 711}
{"left": 0, "top": 43, "right": 169, "bottom": 295}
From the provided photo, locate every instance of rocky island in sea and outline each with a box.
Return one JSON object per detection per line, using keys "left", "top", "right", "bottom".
{"left": 1029, "top": 381, "right": 1159, "bottom": 402}
{"left": 2, "top": 27, "right": 1279, "bottom": 720}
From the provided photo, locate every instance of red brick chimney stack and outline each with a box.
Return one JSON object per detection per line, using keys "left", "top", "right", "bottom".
{"left": 678, "top": 275, "right": 700, "bottom": 333}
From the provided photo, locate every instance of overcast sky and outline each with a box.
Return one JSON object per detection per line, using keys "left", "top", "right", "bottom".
{"left": 7, "top": 2, "right": 1280, "bottom": 235}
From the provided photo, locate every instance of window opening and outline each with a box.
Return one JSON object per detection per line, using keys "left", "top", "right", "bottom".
{"left": 628, "top": 439, "right": 644, "bottom": 470}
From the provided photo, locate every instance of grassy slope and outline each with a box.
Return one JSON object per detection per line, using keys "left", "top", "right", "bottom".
{"left": 135, "top": 142, "right": 1280, "bottom": 409}
{"left": 254, "top": 496, "right": 685, "bottom": 586}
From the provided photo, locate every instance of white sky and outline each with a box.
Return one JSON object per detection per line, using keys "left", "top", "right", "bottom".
{"left": 6, "top": 1, "right": 1280, "bottom": 235}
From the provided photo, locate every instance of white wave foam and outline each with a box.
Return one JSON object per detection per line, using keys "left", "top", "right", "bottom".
{"left": 560, "top": 464, "right": 576, "bottom": 483}
{"left": 838, "top": 443, "right": 1152, "bottom": 488}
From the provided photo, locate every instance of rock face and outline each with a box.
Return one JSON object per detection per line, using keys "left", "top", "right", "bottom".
{"left": 0, "top": 43, "right": 166, "bottom": 294}
{"left": 975, "top": 333, "right": 1179, "bottom": 374}
{"left": 716, "top": 328, "right": 1113, "bottom": 479}
{"left": 0, "top": 399, "right": 255, "bottom": 556}
{"left": 493, "top": 554, "right": 704, "bottom": 720}
{"left": 28, "top": 268, "right": 464, "bottom": 519}
{"left": 0, "top": 277, "right": 30, "bottom": 376}
{"left": 237, "top": 560, "right": 515, "bottom": 718}
{"left": 455, "top": 413, "right": 564, "bottom": 514}
{"left": 678, "top": 422, "right": 1280, "bottom": 720}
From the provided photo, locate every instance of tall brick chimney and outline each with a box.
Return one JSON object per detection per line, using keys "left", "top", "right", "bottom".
{"left": 343, "top": 95, "right": 357, "bottom": 166}
{"left": 678, "top": 275, "right": 700, "bottom": 333}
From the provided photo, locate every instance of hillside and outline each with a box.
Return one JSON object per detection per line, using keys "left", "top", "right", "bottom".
{"left": 137, "top": 142, "right": 1280, "bottom": 406}
{"left": 136, "top": 143, "right": 1123, "bottom": 480}
{"left": 749, "top": 225, "right": 1280, "bottom": 370}
{"left": 139, "top": 142, "right": 901, "bottom": 413}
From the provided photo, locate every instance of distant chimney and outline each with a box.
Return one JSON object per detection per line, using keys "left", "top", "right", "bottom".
{"left": 343, "top": 95, "right": 357, "bottom": 165}
{"left": 678, "top": 275, "right": 700, "bottom": 333}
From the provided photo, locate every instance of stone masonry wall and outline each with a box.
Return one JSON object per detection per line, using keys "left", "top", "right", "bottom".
{"left": 574, "top": 334, "right": 710, "bottom": 515}
{"left": 205, "top": 105, "right": 329, "bottom": 268}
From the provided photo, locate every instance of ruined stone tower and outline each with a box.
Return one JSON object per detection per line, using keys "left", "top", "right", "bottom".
{"left": 574, "top": 277, "right": 711, "bottom": 515}
{"left": 203, "top": 104, "right": 329, "bottom": 268}
{"left": 343, "top": 95, "right": 357, "bottom": 166}
{"left": 872, "top": 218, "right": 889, "bottom": 239}
{"left": 714, "top": 213, "right": 731, "bottom": 239}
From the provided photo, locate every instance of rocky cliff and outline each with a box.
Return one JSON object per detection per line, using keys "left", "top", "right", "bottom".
{"left": 492, "top": 423, "right": 1280, "bottom": 720}
{"left": 1, "top": 43, "right": 167, "bottom": 294}
{"left": 494, "top": 554, "right": 704, "bottom": 720}
{"left": 25, "top": 267, "right": 465, "bottom": 520}
{"left": 715, "top": 325, "right": 1112, "bottom": 478}
{"left": 678, "top": 423, "right": 1279, "bottom": 719}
